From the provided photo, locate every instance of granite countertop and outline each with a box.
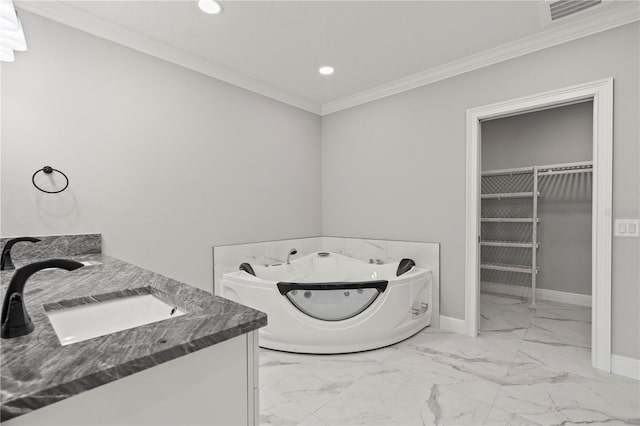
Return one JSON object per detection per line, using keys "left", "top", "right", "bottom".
{"left": 0, "top": 253, "right": 267, "bottom": 421}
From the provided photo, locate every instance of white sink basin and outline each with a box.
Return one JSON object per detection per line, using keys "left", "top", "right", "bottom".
{"left": 47, "top": 294, "right": 187, "bottom": 346}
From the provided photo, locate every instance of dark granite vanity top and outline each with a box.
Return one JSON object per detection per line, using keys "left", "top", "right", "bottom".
{"left": 0, "top": 248, "right": 267, "bottom": 421}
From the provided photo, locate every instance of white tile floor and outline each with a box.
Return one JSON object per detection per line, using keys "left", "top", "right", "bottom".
{"left": 259, "top": 293, "right": 639, "bottom": 425}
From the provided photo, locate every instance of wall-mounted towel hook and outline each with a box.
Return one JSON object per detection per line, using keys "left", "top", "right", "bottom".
{"left": 32, "top": 166, "right": 69, "bottom": 194}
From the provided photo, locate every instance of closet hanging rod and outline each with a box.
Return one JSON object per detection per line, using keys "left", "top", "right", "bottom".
{"left": 480, "top": 240, "right": 540, "bottom": 248}
{"left": 481, "top": 166, "right": 534, "bottom": 177}
{"left": 481, "top": 191, "right": 540, "bottom": 199}
{"left": 538, "top": 168, "right": 593, "bottom": 177}
{"left": 481, "top": 218, "right": 541, "bottom": 223}
{"left": 480, "top": 262, "right": 540, "bottom": 274}
{"left": 482, "top": 161, "right": 593, "bottom": 177}
{"left": 536, "top": 160, "right": 593, "bottom": 172}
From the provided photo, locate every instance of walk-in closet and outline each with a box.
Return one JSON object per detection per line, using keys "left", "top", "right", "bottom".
{"left": 479, "top": 101, "right": 593, "bottom": 349}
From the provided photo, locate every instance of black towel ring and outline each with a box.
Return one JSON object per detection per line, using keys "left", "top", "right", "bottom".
{"left": 32, "top": 166, "right": 69, "bottom": 194}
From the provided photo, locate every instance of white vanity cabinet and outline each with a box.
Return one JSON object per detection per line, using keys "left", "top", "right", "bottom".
{"left": 5, "top": 331, "right": 260, "bottom": 426}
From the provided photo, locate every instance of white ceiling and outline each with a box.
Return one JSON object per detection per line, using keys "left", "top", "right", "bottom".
{"left": 17, "top": 1, "right": 639, "bottom": 114}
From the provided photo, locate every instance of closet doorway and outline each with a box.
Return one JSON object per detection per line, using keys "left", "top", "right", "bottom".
{"left": 480, "top": 102, "right": 593, "bottom": 372}
{"left": 465, "top": 79, "right": 613, "bottom": 372}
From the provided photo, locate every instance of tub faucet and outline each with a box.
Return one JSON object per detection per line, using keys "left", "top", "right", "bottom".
{"left": 286, "top": 248, "right": 298, "bottom": 265}
{"left": 1, "top": 259, "right": 83, "bottom": 339}
{"left": 1, "top": 237, "right": 41, "bottom": 271}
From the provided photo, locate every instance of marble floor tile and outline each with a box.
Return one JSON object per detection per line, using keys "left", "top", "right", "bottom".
{"left": 532, "top": 300, "right": 591, "bottom": 323}
{"left": 399, "top": 327, "right": 473, "bottom": 351}
{"left": 479, "top": 327, "right": 528, "bottom": 343}
{"left": 507, "top": 340, "right": 594, "bottom": 382}
{"left": 484, "top": 406, "right": 545, "bottom": 425}
{"left": 503, "top": 353, "right": 592, "bottom": 386}
{"left": 398, "top": 329, "right": 525, "bottom": 383}
{"left": 260, "top": 387, "right": 314, "bottom": 426}
{"left": 312, "top": 368, "right": 434, "bottom": 425}
{"left": 439, "top": 380, "right": 502, "bottom": 407}
{"left": 483, "top": 294, "right": 529, "bottom": 306}
{"left": 492, "top": 380, "right": 640, "bottom": 425}
{"left": 418, "top": 382, "right": 495, "bottom": 425}
{"left": 258, "top": 295, "right": 638, "bottom": 426}
{"left": 260, "top": 350, "right": 381, "bottom": 413}
{"left": 357, "top": 345, "right": 399, "bottom": 363}
{"left": 378, "top": 348, "right": 484, "bottom": 384}
{"left": 434, "top": 332, "right": 523, "bottom": 364}
{"left": 261, "top": 386, "right": 290, "bottom": 410}
{"left": 524, "top": 316, "right": 591, "bottom": 349}
{"left": 480, "top": 295, "right": 534, "bottom": 333}
{"left": 297, "top": 414, "right": 328, "bottom": 426}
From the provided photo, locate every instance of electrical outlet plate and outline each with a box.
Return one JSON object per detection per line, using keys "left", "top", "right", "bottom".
{"left": 614, "top": 219, "right": 640, "bottom": 237}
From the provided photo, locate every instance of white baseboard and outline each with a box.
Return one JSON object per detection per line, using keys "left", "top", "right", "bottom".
{"left": 537, "top": 287, "right": 592, "bottom": 307}
{"left": 481, "top": 281, "right": 592, "bottom": 307}
{"left": 439, "top": 315, "right": 466, "bottom": 335}
{"left": 611, "top": 354, "right": 640, "bottom": 380}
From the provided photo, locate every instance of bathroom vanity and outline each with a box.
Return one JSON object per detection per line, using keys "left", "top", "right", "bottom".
{"left": 0, "top": 235, "right": 266, "bottom": 425}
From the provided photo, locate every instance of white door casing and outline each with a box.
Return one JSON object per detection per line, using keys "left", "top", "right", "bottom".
{"left": 465, "top": 78, "right": 613, "bottom": 371}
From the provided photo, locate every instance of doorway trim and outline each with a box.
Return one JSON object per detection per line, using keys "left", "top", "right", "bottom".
{"left": 464, "top": 78, "right": 613, "bottom": 371}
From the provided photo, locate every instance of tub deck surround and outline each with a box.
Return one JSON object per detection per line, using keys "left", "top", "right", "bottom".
{"left": 0, "top": 254, "right": 267, "bottom": 422}
{"left": 0, "top": 234, "right": 102, "bottom": 265}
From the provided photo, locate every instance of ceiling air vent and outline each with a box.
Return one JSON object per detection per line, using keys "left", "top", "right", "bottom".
{"left": 539, "top": 0, "right": 604, "bottom": 26}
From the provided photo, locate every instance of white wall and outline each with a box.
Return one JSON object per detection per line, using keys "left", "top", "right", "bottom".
{"left": 0, "top": 12, "right": 322, "bottom": 292}
{"left": 321, "top": 23, "right": 639, "bottom": 359}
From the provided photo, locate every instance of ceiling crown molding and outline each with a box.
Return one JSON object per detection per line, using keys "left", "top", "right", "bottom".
{"left": 15, "top": 0, "right": 322, "bottom": 115}
{"left": 321, "top": 2, "right": 639, "bottom": 115}
{"left": 16, "top": 1, "right": 639, "bottom": 117}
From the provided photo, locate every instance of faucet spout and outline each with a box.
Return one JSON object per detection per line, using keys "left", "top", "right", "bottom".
{"left": 1, "top": 259, "right": 84, "bottom": 339}
{"left": 1, "top": 237, "right": 41, "bottom": 270}
{"left": 286, "top": 248, "right": 298, "bottom": 265}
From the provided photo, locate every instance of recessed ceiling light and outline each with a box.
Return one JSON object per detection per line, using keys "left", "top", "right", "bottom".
{"left": 198, "top": 0, "right": 222, "bottom": 15}
{"left": 318, "top": 66, "right": 334, "bottom": 76}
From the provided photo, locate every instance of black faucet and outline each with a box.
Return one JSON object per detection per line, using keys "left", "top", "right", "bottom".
{"left": 1, "top": 237, "right": 41, "bottom": 270}
{"left": 1, "top": 259, "right": 84, "bottom": 339}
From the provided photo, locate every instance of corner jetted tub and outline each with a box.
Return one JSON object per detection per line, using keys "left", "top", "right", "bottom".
{"left": 220, "top": 252, "right": 432, "bottom": 354}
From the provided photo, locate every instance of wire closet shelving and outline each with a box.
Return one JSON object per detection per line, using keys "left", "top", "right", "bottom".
{"left": 480, "top": 160, "right": 593, "bottom": 306}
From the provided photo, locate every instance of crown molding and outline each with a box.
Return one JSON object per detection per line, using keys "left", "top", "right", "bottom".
{"left": 15, "top": 0, "right": 322, "bottom": 115}
{"left": 15, "top": 1, "right": 639, "bottom": 117}
{"left": 321, "top": 2, "right": 639, "bottom": 115}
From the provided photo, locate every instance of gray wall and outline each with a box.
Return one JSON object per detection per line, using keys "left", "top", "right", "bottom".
{"left": 0, "top": 12, "right": 322, "bottom": 293}
{"left": 481, "top": 102, "right": 593, "bottom": 296}
{"left": 482, "top": 102, "right": 594, "bottom": 169}
{"left": 321, "top": 23, "right": 639, "bottom": 359}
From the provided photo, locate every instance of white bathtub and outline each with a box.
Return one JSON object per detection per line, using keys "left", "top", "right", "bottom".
{"left": 220, "top": 252, "right": 432, "bottom": 354}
